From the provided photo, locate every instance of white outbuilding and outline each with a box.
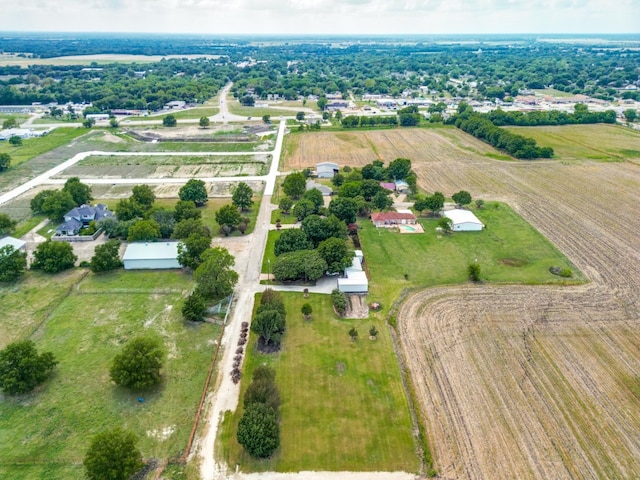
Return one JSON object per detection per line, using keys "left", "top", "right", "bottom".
{"left": 0, "top": 236, "right": 26, "bottom": 251}
{"left": 443, "top": 209, "right": 484, "bottom": 232}
{"left": 338, "top": 254, "right": 369, "bottom": 293}
{"left": 123, "top": 242, "right": 182, "bottom": 270}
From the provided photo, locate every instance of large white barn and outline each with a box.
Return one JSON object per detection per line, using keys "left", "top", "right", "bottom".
{"left": 316, "top": 162, "right": 339, "bottom": 179}
{"left": 443, "top": 209, "right": 484, "bottom": 232}
{"left": 123, "top": 242, "right": 182, "bottom": 270}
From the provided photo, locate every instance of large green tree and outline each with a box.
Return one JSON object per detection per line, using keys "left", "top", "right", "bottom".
{"left": 386, "top": 157, "right": 412, "bottom": 180}
{"left": 162, "top": 114, "right": 177, "bottom": 127}
{"left": 30, "top": 190, "right": 55, "bottom": 214}
{"left": 41, "top": 190, "right": 76, "bottom": 220}
{"left": 63, "top": 177, "right": 93, "bottom": 206}
{"left": 272, "top": 249, "right": 327, "bottom": 282}
{"left": 0, "top": 340, "right": 57, "bottom": 395}
{"left": 232, "top": 182, "right": 254, "bottom": 211}
{"left": 90, "top": 240, "right": 123, "bottom": 273}
{"left": 274, "top": 228, "right": 312, "bottom": 256}
{"left": 0, "top": 245, "right": 27, "bottom": 282}
{"left": 174, "top": 199, "right": 202, "bottom": 221}
{"left": 83, "top": 428, "right": 144, "bottom": 480}
{"left": 172, "top": 218, "right": 211, "bottom": 240}
{"left": 31, "top": 240, "right": 77, "bottom": 273}
{"left": 215, "top": 204, "right": 242, "bottom": 235}
{"left": 237, "top": 403, "right": 280, "bottom": 458}
{"left": 177, "top": 233, "right": 211, "bottom": 269}
{"left": 109, "top": 336, "right": 165, "bottom": 390}
{"left": 131, "top": 184, "right": 155, "bottom": 210}
{"left": 114, "top": 198, "right": 146, "bottom": 222}
{"left": 282, "top": 172, "right": 306, "bottom": 199}
{"left": 251, "top": 309, "right": 286, "bottom": 347}
{"left": 452, "top": 190, "right": 472, "bottom": 207}
{"left": 0, "top": 213, "right": 17, "bottom": 235}
{"left": 127, "top": 219, "right": 161, "bottom": 242}
{"left": 318, "top": 237, "right": 354, "bottom": 273}
{"left": 194, "top": 247, "right": 238, "bottom": 299}
{"left": 179, "top": 179, "right": 208, "bottom": 206}
{"left": 292, "top": 198, "right": 315, "bottom": 221}
{"left": 328, "top": 197, "right": 358, "bottom": 224}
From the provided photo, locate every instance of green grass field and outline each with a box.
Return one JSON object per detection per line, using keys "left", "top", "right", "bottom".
{"left": 127, "top": 107, "right": 220, "bottom": 121}
{"left": 505, "top": 124, "right": 640, "bottom": 162}
{"left": 360, "top": 202, "right": 581, "bottom": 312}
{"left": 218, "top": 292, "right": 418, "bottom": 472}
{"left": 227, "top": 101, "right": 302, "bottom": 118}
{"left": 0, "top": 128, "right": 88, "bottom": 168}
{"left": 261, "top": 230, "right": 283, "bottom": 274}
{"left": 0, "top": 270, "right": 222, "bottom": 480}
{"left": 270, "top": 209, "right": 297, "bottom": 225}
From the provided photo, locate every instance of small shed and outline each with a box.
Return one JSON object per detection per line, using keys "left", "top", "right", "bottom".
{"left": 316, "top": 162, "right": 339, "bottom": 179}
{"left": 123, "top": 242, "right": 182, "bottom": 270}
{"left": 443, "top": 209, "right": 484, "bottom": 232}
{"left": 338, "top": 254, "right": 368, "bottom": 293}
{"left": 394, "top": 180, "right": 409, "bottom": 193}
{"left": 0, "top": 236, "right": 26, "bottom": 251}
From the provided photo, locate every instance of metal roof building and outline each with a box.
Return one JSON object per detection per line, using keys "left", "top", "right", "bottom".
{"left": 0, "top": 236, "right": 26, "bottom": 251}
{"left": 123, "top": 242, "right": 182, "bottom": 270}
{"left": 443, "top": 209, "right": 485, "bottom": 232}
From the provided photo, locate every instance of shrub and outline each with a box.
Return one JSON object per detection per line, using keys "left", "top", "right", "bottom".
{"left": 109, "top": 336, "right": 165, "bottom": 390}
{"left": 182, "top": 293, "right": 207, "bottom": 321}
{"left": 237, "top": 403, "right": 280, "bottom": 458}
{"left": 332, "top": 289, "right": 347, "bottom": 316}
{"left": 0, "top": 340, "right": 58, "bottom": 395}
{"left": 468, "top": 262, "right": 481, "bottom": 282}
{"left": 559, "top": 267, "right": 573, "bottom": 278}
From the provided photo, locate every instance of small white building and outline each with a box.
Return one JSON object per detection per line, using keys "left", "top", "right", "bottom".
{"left": 338, "top": 254, "right": 368, "bottom": 293}
{"left": 443, "top": 209, "right": 484, "bottom": 232}
{"left": 85, "top": 113, "right": 110, "bottom": 121}
{"left": 0, "top": 128, "right": 41, "bottom": 141}
{"left": 316, "top": 162, "right": 339, "bottom": 179}
{"left": 0, "top": 236, "right": 26, "bottom": 251}
{"left": 123, "top": 242, "right": 182, "bottom": 270}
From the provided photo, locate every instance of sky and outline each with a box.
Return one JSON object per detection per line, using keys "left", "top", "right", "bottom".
{"left": 1, "top": 0, "right": 638, "bottom": 35}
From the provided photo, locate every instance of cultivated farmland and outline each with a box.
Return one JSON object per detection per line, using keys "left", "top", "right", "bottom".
{"left": 390, "top": 128, "right": 640, "bottom": 478}
{"left": 285, "top": 125, "right": 640, "bottom": 478}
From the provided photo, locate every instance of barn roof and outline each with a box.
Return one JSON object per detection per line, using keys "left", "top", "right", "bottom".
{"left": 0, "top": 236, "right": 26, "bottom": 250}
{"left": 123, "top": 242, "right": 182, "bottom": 261}
{"left": 443, "top": 209, "right": 484, "bottom": 226}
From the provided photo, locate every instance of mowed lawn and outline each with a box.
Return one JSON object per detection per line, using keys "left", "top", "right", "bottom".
{"left": 219, "top": 293, "right": 418, "bottom": 472}
{"left": 0, "top": 270, "right": 222, "bottom": 480}
{"left": 0, "top": 128, "right": 88, "bottom": 167}
{"left": 360, "top": 202, "right": 581, "bottom": 312}
{"left": 505, "top": 124, "right": 640, "bottom": 162}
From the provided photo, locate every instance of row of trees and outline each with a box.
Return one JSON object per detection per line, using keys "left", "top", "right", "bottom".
{"left": 237, "top": 365, "right": 281, "bottom": 458}
{"left": 341, "top": 114, "right": 398, "bottom": 128}
{"left": 451, "top": 104, "right": 554, "bottom": 159}
{"left": 485, "top": 103, "right": 617, "bottom": 127}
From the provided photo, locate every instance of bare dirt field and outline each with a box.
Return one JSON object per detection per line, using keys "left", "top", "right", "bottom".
{"left": 389, "top": 130, "right": 640, "bottom": 478}
{"left": 283, "top": 127, "right": 499, "bottom": 171}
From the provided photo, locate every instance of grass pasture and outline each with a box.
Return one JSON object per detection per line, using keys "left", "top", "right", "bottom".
{"left": 0, "top": 128, "right": 88, "bottom": 168}
{"left": 127, "top": 107, "right": 220, "bottom": 121}
{"left": 360, "top": 202, "right": 580, "bottom": 312}
{"left": 227, "top": 101, "right": 303, "bottom": 118}
{"left": 218, "top": 292, "right": 418, "bottom": 473}
{"left": 0, "top": 270, "right": 222, "bottom": 480}
{"left": 505, "top": 124, "right": 640, "bottom": 162}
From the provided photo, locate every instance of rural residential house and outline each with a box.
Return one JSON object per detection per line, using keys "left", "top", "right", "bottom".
{"left": 380, "top": 182, "right": 396, "bottom": 192}
{"left": 123, "top": 242, "right": 182, "bottom": 270}
{"left": 443, "top": 209, "right": 484, "bottom": 231}
{"left": 316, "top": 162, "right": 339, "bottom": 179}
{"left": 371, "top": 211, "right": 417, "bottom": 227}
{"left": 55, "top": 204, "right": 114, "bottom": 237}
{"left": 338, "top": 250, "right": 368, "bottom": 293}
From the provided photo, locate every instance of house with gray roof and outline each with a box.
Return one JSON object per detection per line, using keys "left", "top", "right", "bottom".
{"left": 55, "top": 204, "right": 114, "bottom": 236}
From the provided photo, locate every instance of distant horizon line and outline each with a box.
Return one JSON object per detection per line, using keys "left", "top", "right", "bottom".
{"left": 1, "top": 31, "right": 639, "bottom": 37}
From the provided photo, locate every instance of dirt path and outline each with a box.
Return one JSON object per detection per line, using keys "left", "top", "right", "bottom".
{"left": 397, "top": 153, "right": 640, "bottom": 479}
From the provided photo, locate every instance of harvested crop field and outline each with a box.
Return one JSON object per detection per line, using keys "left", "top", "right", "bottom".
{"left": 283, "top": 127, "right": 500, "bottom": 170}
{"left": 388, "top": 127, "right": 640, "bottom": 478}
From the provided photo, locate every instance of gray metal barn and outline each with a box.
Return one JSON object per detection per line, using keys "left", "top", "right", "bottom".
{"left": 123, "top": 242, "right": 182, "bottom": 270}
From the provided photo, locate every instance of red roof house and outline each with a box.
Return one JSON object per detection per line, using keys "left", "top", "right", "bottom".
{"left": 371, "top": 211, "right": 417, "bottom": 227}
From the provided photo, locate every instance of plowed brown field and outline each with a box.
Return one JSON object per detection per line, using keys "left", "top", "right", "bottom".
{"left": 395, "top": 131, "right": 640, "bottom": 478}
{"left": 286, "top": 126, "right": 640, "bottom": 478}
